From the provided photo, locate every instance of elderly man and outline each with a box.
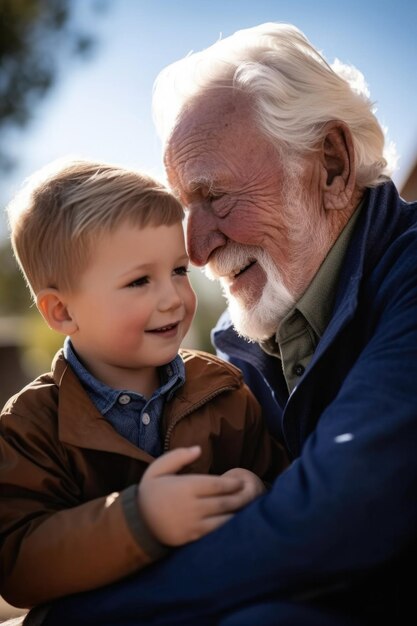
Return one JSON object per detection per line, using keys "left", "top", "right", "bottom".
{"left": 41, "top": 23, "right": 416, "bottom": 626}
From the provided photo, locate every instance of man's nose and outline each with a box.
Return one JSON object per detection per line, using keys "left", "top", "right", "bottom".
{"left": 186, "top": 205, "right": 227, "bottom": 266}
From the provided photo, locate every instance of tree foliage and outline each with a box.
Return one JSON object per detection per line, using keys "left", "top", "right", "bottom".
{"left": 0, "top": 0, "right": 106, "bottom": 391}
{"left": 0, "top": 0, "right": 96, "bottom": 171}
{"left": 0, "top": 243, "right": 31, "bottom": 314}
{"left": 0, "top": 0, "right": 101, "bottom": 318}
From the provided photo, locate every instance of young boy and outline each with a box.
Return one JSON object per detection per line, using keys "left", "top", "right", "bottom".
{"left": 0, "top": 158, "right": 287, "bottom": 610}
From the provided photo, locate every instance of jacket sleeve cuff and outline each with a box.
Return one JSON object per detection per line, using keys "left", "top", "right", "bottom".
{"left": 121, "top": 483, "right": 170, "bottom": 561}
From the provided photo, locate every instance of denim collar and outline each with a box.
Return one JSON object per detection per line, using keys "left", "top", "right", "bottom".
{"left": 63, "top": 337, "right": 185, "bottom": 415}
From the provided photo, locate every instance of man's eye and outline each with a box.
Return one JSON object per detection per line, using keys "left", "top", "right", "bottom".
{"left": 208, "top": 192, "right": 224, "bottom": 203}
{"left": 174, "top": 266, "right": 190, "bottom": 277}
{"left": 207, "top": 193, "right": 232, "bottom": 218}
{"left": 127, "top": 276, "right": 149, "bottom": 288}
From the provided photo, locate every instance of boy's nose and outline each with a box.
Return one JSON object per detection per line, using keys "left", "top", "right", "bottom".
{"left": 158, "top": 283, "right": 182, "bottom": 311}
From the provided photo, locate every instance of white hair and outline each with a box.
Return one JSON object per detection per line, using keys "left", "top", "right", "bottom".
{"left": 153, "top": 22, "right": 396, "bottom": 187}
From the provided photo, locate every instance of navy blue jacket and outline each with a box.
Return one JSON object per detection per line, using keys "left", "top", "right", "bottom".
{"left": 42, "top": 181, "right": 417, "bottom": 625}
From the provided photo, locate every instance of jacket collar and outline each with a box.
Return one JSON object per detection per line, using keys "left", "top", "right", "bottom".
{"left": 311, "top": 180, "right": 406, "bottom": 366}
{"left": 52, "top": 351, "right": 155, "bottom": 463}
{"left": 51, "top": 348, "right": 241, "bottom": 461}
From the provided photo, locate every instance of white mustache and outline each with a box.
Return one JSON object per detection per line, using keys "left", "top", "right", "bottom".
{"left": 205, "top": 243, "right": 264, "bottom": 280}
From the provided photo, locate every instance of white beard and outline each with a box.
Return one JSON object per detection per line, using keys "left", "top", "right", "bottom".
{"left": 205, "top": 245, "right": 295, "bottom": 342}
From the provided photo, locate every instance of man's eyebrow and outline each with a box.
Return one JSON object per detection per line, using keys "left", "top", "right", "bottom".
{"left": 189, "top": 177, "right": 215, "bottom": 193}
{"left": 170, "top": 177, "right": 216, "bottom": 200}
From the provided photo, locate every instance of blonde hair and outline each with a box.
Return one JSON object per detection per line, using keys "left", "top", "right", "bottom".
{"left": 153, "top": 22, "right": 395, "bottom": 187}
{"left": 6, "top": 157, "right": 184, "bottom": 298}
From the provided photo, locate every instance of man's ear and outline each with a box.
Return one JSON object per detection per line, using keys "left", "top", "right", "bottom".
{"left": 320, "top": 121, "right": 356, "bottom": 210}
{"left": 36, "top": 288, "right": 78, "bottom": 335}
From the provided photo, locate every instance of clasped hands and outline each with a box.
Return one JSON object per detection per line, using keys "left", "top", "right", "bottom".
{"left": 138, "top": 446, "right": 265, "bottom": 546}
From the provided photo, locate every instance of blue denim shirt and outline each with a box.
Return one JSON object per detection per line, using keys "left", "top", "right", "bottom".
{"left": 63, "top": 338, "right": 185, "bottom": 457}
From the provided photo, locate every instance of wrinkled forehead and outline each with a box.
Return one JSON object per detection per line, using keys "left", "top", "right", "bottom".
{"left": 164, "top": 89, "right": 258, "bottom": 190}
{"left": 167, "top": 90, "right": 258, "bottom": 154}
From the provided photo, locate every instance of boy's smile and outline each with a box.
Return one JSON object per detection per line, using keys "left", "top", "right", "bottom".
{"left": 65, "top": 220, "right": 197, "bottom": 394}
{"left": 146, "top": 321, "right": 181, "bottom": 336}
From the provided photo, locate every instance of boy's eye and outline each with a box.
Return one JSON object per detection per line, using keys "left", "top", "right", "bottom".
{"left": 174, "top": 266, "right": 190, "bottom": 277}
{"left": 127, "top": 276, "right": 149, "bottom": 288}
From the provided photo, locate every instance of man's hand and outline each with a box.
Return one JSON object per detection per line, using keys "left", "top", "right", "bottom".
{"left": 221, "top": 467, "right": 267, "bottom": 500}
{"left": 138, "top": 447, "right": 257, "bottom": 546}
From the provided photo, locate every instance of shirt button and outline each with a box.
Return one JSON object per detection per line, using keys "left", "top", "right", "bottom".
{"left": 166, "top": 366, "right": 173, "bottom": 376}
{"left": 118, "top": 394, "right": 131, "bottom": 405}
{"left": 293, "top": 363, "right": 305, "bottom": 377}
{"left": 142, "top": 412, "right": 151, "bottom": 425}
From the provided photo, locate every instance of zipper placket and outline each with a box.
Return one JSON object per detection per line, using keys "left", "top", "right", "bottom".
{"left": 163, "top": 385, "right": 236, "bottom": 452}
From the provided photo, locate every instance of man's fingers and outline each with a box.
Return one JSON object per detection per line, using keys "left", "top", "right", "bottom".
{"left": 190, "top": 474, "right": 244, "bottom": 497}
{"left": 145, "top": 446, "right": 202, "bottom": 478}
{"left": 196, "top": 490, "right": 254, "bottom": 517}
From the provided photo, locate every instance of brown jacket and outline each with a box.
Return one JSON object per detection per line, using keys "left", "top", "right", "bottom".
{"left": 0, "top": 348, "right": 286, "bottom": 608}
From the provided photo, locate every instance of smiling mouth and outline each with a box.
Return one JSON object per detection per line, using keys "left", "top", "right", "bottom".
{"left": 147, "top": 322, "right": 180, "bottom": 334}
{"left": 231, "top": 259, "right": 257, "bottom": 279}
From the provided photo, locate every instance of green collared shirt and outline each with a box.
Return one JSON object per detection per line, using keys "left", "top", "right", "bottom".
{"left": 261, "top": 204, "right": 362, "bottom": 394}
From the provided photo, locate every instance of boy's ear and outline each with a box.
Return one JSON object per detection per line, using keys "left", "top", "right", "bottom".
{"left": 320, "top": 121, "right": 356, "bottom": 210}
{"left": 36, "top": 288, "right": 78, "bottom": 335}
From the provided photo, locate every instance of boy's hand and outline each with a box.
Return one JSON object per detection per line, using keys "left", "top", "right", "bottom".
{"left": 138, "top": 446, "right": 253, "bottom": 546}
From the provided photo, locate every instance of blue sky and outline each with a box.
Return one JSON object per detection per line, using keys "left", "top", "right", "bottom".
{"left": 2, "top": 0, "right": 416, "bottom": 239}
